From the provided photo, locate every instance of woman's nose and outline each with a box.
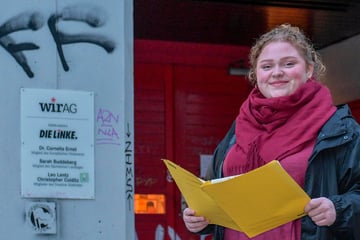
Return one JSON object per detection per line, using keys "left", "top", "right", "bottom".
{"left": 272, "top": 66, "right": 283, "bottom": 78}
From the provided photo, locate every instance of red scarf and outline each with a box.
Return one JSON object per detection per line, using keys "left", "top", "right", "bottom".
{"left": 224, "top": 80, "right": 336, "bottom": 176}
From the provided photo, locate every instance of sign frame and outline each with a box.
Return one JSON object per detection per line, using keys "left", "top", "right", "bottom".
{"left": 20, "top": 88, "right": 95, "bottom": 199}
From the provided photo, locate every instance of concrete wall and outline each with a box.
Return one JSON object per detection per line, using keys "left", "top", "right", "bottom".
{"left": 0, "top": 0, "right": 135, "bottom": 239}
{"left": 320, "top": 34, "right": 360, "bottom": 105}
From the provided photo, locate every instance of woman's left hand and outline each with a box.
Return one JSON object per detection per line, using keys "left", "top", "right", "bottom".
{"left": 304, "top": 197, "right": 336, "bottom": 227}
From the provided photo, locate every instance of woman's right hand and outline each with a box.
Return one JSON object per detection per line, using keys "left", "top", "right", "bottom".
{"left": 183, "top": 207, "right": 209, "bottom": 233}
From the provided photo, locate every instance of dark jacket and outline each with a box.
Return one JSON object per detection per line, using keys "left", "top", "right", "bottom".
{"left": 199, "top": 104, "right": 360, "bottom": 240}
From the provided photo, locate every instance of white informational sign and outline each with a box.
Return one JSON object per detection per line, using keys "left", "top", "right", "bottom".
{"left": 21, "top": 88, "right": 95, "bottom": 199}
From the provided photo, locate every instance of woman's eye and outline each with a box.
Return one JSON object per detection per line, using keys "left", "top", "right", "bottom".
{"left": 261, "top": 65, "right": 271, "bottom": 70}
{"left": 285, "top": 62, "right": 295, "bottom": 67}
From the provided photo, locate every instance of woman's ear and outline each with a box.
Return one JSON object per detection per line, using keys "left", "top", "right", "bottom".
{"left": 307, "top": 64, "right": 314, "bottom": 79}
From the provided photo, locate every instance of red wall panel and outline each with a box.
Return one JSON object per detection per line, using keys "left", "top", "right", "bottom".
{"left": 348, "top": 99, "right": 360, "bottom": 122}
{"left": 134, "top": 40, "right": 251, "bottom": 240}
{"left": 134, "top": 63, "right": 171, "bottom": 240}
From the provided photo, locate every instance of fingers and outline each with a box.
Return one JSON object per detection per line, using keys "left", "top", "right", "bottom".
{"left": 183, "top": 207, "right": 195, "bottom": 216}
{"left": 305, "top": 197, "right": 336, "bottom": 227}
{"left": 183, "top": 208, "right": 209, "bottom": 233}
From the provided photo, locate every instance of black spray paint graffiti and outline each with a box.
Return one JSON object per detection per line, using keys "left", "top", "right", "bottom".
{"left": 48, "top": 5, "right": 115, "bottom": 72}
{"left": 125, "top": 123, "right": 134, "bottom": 211}
{"left": 0, "top": 12, "right": 44, "bottom": 78}
{"left": 0, "top": 4, "right": 116, "bottom": 78}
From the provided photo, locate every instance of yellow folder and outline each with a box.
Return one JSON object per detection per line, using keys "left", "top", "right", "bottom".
{"left": 163, "top": 159, "right": 310, "bottom": 238}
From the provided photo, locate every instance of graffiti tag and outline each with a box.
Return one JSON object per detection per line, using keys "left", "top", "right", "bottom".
{"left": 0, "top": 4, "right": 116, "bottom": 78}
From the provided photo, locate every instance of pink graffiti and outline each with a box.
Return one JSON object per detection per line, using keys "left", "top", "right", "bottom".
{"left": 96, "top": 107, "right": 120, "bottom": 145}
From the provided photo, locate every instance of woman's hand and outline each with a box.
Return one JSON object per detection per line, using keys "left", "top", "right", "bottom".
{"left": 304, "top": 197, "right": 336, "bottom": 227}
{"left": 183, "top": 208, "right": 209, "bottom": 233}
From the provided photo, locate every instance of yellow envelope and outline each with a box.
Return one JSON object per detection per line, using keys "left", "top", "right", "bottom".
{"left": 163, "top": 159, "right": 310, "bottom": 238}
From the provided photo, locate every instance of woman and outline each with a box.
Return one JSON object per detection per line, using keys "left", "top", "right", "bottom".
{"left": 182, "top": 24, "right": 360, "bottom": 240}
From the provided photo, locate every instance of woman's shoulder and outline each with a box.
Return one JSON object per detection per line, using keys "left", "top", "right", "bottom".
{"left": 328, "top": 104, "right": 359, "bottom": 126}
{"left": 318, "top": 104, "right": 360, "bottom": 142}
{"left": 328, "top": 104, "right": 360, "bottom": 138}
{"left": 336, "top": 104, "right": 360, "bottom": 126}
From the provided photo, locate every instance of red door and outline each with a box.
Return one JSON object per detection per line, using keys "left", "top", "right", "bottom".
{"left": 134, "top": 62, "right": 172, "bottom": 240}
{"left": 134, "top": 40, "right": 251, "bottom": 240}
{"left": 173, "top": 64, "right": 251, "bottom": 240}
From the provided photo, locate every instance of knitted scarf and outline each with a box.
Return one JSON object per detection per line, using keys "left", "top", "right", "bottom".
{"left": 223, "top": 79, "right": 336, "bottom": 176}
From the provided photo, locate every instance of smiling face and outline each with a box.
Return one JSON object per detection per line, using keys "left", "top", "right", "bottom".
{"left": 256, "top": 41, "right": 314, "bottom": 98}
